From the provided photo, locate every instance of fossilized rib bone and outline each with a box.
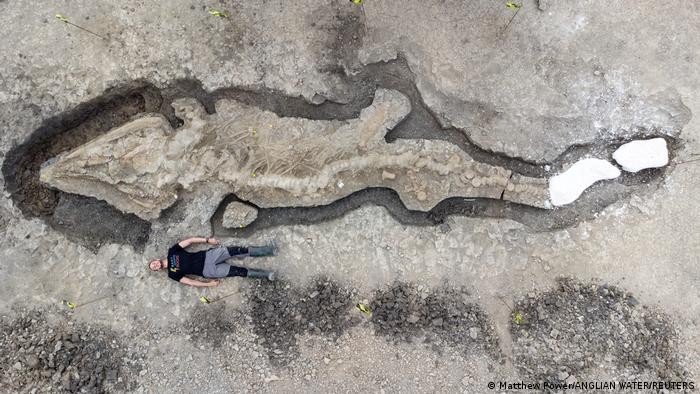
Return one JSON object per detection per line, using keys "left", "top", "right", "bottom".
{"left": 40, "top": 89, "right": 548, "bottom": 220}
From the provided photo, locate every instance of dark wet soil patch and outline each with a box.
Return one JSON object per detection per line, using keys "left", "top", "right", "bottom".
{"left": 3, "top": 86, "right": 153, "bottom": 217}
{"left": 211, "top": 175, "right": 646, "bottom": 235}
{"left": 511, "top": 278, "right": 691, "bottom": 385}
{"left": 247, "top": 277, "right": 359, "bottom": 366}
{"left": 312, "top": 0, "right": 366, "bottom": 75}
{"left": 2, "top": 84, "right": 158, "bottom": 251}
{"left": 4, "top": 53, "right": 678, "bottom": 249}
{"left": 213, "top": 188, "right": 434, "bottom": 237}
{"left": 370, "top": 281, "right": 502, "bottom": 361}
{"left": 0, "top": 309, "right": 141, "bottom": 393}
{"left": 51, "top": 193, "right": 149, "bottom": 251}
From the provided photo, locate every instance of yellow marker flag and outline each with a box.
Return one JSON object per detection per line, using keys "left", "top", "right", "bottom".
{"left": 512, "top": 312, "right": 523, "bottom": 325}
{"left": 62, "top": 300, "right": 77, "bottom": 309}
{"left": 55, "top": 14, "right": 69, "bottom": 23}
{"left": 505, "top": 2, "right": 522, "bottom": 9}
{"left": 350, "top": 0, "right": 363, "bottom": 4}
{"left": 199, "top": 296, "right": 212, "bottom": 304}
{"left": 209, "top": 9, "right": 230, "bottom": 18}
{"left": 356, "top": 303, "right": 372, "bottom": 316}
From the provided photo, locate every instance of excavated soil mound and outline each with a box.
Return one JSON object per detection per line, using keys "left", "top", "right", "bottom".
{"left": 370, "top": 282, "right": 502, "bottom": 361}
{"left": 248, "top": 277, "right": 359, "bottom": 366}
{"left": 0, "top": 309, "right": 141, "bottom": 393}
{"left": 511, "top": 278, "right": 692, "bottom": 385}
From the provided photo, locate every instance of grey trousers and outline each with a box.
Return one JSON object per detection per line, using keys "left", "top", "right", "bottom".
{"left": 202, "top": 247, "right": 242, "bottom": 278}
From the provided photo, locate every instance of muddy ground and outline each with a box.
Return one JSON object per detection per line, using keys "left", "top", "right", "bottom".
{"left": 0, "top": 0, "right": 698, "bottom": 393}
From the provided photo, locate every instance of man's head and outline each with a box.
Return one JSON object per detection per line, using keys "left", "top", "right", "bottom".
{"left": 148, "top": 259, "right": 167, "bottom": 272}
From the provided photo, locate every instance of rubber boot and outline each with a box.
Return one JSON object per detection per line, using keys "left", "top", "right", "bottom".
{"left": 249, "top": 241, "right": 276, "bottom": 257}
{"left": 247, "top": 269, "right": 276, "bottom": 281}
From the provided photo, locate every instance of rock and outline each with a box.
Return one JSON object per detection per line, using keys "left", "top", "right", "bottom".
{"left": 61, "top": 372, "right": 72, "bottom": 391}
{"left": 549, "top": 158, "right": 621, "bottom": 206}
{"left": 565, "top": 375, "right": 577, "bottom": 385}
{"left": 106, "top": 369, "right": 118, "bottom": 382}
{"left": 537, "top": 0, "right": 549, "bottom": 11}
{"left": 25, "top": 355, "right": 39, "bottom": 369}
{"left": 468, "top": 327, "right": 478, "bottom": 340}
{"left": 109, "top": 261, "right": 126, "bottom": 277}
{"left": 221, "top": 201, "right": 258, "bottom": 229}
{"left": 613, "top": 138, "right": 669, "bottom": 172}
{"left": 557, "top": 371, "right": 569, "bottom": 380}
{"left": 629, "top": 195, "right": 653, "bottom": 215}
{"left": 438, "top": 222, "right": 451, "bottom": 233}
{"left": 381, "top": 170, "right": 396, "bottom": 180}
{"left": 264, "top": 375, "right": 280, "bottom": 383}
{"left": 13, "top": 362, "right": 22, "bottom": 370}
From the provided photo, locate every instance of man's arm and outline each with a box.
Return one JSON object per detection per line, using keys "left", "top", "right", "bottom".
{"left": 178, "top": 237, "right": 219, "bottom": 248}
{"left": 180, "top": 277, "right": 220, "bottom": 287}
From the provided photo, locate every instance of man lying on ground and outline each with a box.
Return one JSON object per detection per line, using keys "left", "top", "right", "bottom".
{"left": 148, "top": 237, "right": 276, "bottom": 287}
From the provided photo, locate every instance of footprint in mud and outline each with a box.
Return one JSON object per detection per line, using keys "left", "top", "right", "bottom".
{"left": 510, "top": 277, "right": 692, "bottom": 385}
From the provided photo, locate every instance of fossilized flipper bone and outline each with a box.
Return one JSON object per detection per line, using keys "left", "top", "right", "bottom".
{"left": 40, "top": 88, "right": 551, "bottom": 221}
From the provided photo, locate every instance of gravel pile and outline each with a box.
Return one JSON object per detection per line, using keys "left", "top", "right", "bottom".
{"left": 511, "top": 278, "right": 690, "bottom": 384}
{"left": 0, "top": 309, "right": 139, "bottom": 393}
{"left": 370, "top": 282, "right": 501, "bottom": 360}
{"left": 248, "top": 277, "right": 359, "bottom": 365}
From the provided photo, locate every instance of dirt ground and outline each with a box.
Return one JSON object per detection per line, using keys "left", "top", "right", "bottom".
{"left": 0, "top": 1, "right": 698, "bottom": 393}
